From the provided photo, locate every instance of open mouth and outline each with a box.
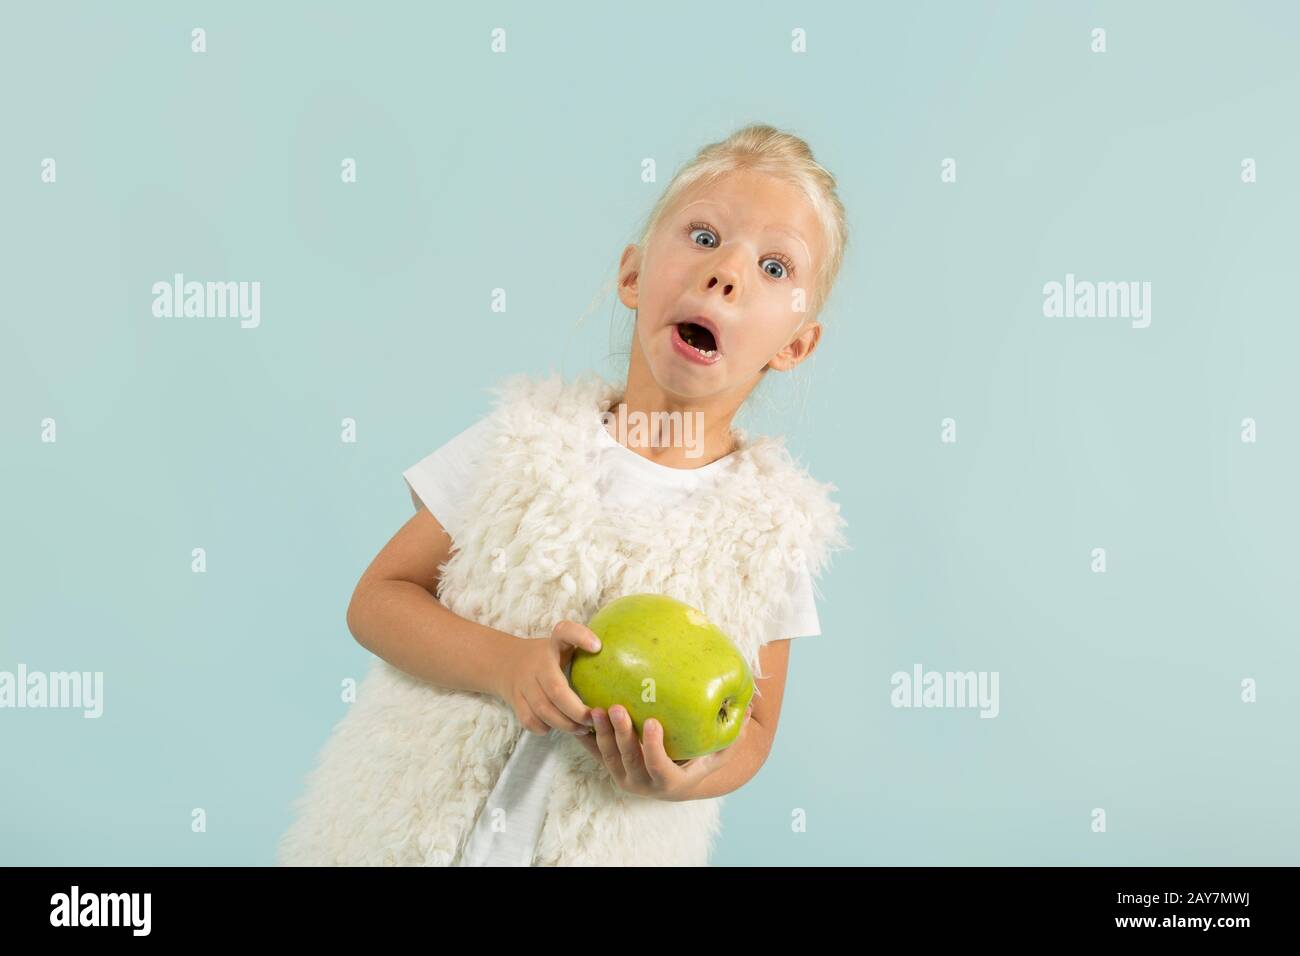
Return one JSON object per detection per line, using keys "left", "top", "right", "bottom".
{"left": 676, "top": 322, "right": 718, "bottom": 357}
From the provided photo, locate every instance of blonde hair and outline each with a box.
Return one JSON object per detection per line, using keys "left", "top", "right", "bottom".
{"left": 636, "top": 123, "right": 849, "bottom": 320}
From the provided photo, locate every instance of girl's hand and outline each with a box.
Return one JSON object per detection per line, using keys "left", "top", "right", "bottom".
{"left": 497, "top": 621, "right": 599, "bottom": 735}
{"left": 573, "top": 700, "right": 755, "bottom": 801}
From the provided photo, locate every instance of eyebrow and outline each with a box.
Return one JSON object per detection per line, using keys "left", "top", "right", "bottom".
{"left": 677, "top": 199, "right": 812, "bottom": 265}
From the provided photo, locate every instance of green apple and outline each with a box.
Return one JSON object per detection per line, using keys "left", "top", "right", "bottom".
{"left": 569, "top": 593, "right": 755, "bottom": 761}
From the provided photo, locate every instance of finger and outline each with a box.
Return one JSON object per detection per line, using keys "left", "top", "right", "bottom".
{"left": 528, "top": 679, "right": 585, "bottom": 733}
{"left": 573, "top": 728, "right": 601, "bottom": 760}
{"left": 680, "top": 749, "right": 726, "bottom": 780}
{"left": 551, "top": 620, "right": 603, "bottom": 654}
{"left": 609, "top": 706, "right": 651, "bottom": 784}
{"left": 638, "top": 718, "right": 678, "bottom": 789}
{"left": 590, "top": 709, "right": 624, "bottom": 778}
{"left": 520, "top": 713, "right": 549, "bottom": 736}
{"left": 541, "top": 670, "right": 594, "bottom": 728}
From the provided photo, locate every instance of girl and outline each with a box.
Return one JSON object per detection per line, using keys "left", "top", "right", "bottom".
{"left": 278, "top": 123, "right": 850, "bottom": 866}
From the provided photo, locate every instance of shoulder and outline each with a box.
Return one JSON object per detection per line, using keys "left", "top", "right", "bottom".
{"left": 488, "top": 370, "right": 617, "bottom": 423}
{"left": 468, "top": 371, "right": 619, "bottom": 474}
{"left": 407, "top": 414, "right": 497, "bottom": 472}
{"left": 476, "top": 371, "right": 621, "bottom": 466}
{"left": 734, "top": 435, "right": 850, "bottom": 578}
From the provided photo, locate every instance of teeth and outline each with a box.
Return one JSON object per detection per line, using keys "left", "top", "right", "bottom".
{"left": 678, "top": 324, "right": 717, "bottom": 358}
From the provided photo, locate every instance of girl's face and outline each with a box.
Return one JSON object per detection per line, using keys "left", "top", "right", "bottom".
{"left": 617, "top": 169, "right": 825, "bottom": 402}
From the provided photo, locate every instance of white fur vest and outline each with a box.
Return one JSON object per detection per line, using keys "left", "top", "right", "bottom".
{"left": 277, "top": 371, "right": 847, "bottom": 866}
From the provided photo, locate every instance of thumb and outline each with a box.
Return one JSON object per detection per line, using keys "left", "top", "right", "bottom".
{"left": 552, "top": 620, "right": 602, "bottom": 654}
{"left": 685, "top": 749, "right": 726, "bottom": 778}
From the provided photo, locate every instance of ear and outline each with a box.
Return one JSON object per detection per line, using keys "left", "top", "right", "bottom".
{"left": 616, "top": 244, "right": 642, "bottom": 311}
{"left": 766, "top": 319, "right": 822, "bottom": 372}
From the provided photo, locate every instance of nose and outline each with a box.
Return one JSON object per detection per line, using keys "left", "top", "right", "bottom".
{"left": 705, "top": 274, "right": 735, "bottom": 297}
{"left": 702, "top": 253, "right": 743, "bottom": 299}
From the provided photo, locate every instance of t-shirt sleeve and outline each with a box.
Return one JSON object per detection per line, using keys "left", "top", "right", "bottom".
{"left": 768, "top": 565, "right": 822, "bottom": 642}
{"left": 401, "top": 417, "right": 494, "bottom": 539}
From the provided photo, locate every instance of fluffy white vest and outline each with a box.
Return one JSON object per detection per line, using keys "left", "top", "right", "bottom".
{"left": 277, "top": 371, "right": 847, "bottom": 866}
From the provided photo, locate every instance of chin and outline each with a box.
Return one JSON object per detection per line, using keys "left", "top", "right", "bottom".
{"left": 651, "top": 369, "right": 709, "bottom": 399}
{"left": 648, "top": 361, "right": 717, "bottom": 401}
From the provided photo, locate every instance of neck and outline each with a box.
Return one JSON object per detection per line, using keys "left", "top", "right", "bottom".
{"left": 606, "top": 351, "right": 746, "bottom": 470}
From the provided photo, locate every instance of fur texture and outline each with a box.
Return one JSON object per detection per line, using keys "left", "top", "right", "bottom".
{"left": 277, "top": 371, "right": 848, "bottom": 866}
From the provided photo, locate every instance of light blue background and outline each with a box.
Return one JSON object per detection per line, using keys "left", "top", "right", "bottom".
{"left": 2, "top": 1, "right": 1297, "bottom": 865}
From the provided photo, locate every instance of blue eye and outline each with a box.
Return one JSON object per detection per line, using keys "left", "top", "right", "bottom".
{"left": 689, "top": 226, "right": 718, "bottom": 248}
{"left": 686, "top": 221, "right": 797, "bottom": 280}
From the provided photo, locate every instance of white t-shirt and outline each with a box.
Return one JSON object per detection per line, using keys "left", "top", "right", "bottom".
{"left": 400, "top": 413, "right": 822, "bottom": 866}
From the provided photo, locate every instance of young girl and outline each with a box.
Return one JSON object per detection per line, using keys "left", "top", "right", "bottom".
{"left": 278, "top": 123, "right": 850, "bottom": 866}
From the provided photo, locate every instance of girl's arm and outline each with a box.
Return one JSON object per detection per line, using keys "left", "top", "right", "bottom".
{"left": 345, "top": 506, "right": 518, "bottom": 701}
{"left": 670, "top": 637, "right": 789, "bottom": 800}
